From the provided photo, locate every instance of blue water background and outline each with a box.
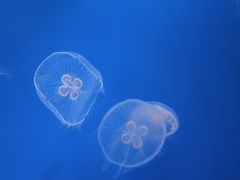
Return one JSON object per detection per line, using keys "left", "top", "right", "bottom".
{"left": 0, "top": 0, "right": 239, "bottom": 179}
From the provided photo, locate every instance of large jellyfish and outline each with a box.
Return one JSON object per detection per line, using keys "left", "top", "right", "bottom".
{"left": 98, "top": 99, "right": 179, "bottom": 169}
{"left": 34, "top": 52, "right": 103, "bottom": 126}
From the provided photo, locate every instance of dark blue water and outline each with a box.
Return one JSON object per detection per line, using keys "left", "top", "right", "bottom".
{"left": 0, "top": 0, "right": 240, "bottom": 179}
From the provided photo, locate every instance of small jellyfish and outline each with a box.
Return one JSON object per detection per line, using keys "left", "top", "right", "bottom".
{"left": 0, "top": 67, "right": 11, "bottom": 78}
{"left": 34, "top": 52, "right": 103, "bottom": 126}
{"left": 98, "top": 99, "right": 179, "bottom": 170}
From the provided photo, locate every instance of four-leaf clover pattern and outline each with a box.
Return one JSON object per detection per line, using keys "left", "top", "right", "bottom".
{"left": 121, "top": 120, "right": 148, "bottom": 149}
{"left": 58, "top": 74, "right": 83, "bottom": 101}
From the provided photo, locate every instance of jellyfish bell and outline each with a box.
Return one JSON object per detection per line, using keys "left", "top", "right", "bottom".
{"left": 98, "top": 99, "right": 179, "bottom": 177}
{"left": 34, "top": 51, "right": 103, "bottom": 126}
{"left": 98, "top": 99, "right": 166, "bottom": 168}
{"left": 148, "top": 101, "right": 179, "bottom": 137}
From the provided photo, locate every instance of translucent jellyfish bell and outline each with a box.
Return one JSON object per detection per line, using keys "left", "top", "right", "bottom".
{"left": 34, "top": 52, "right": 103, "bottom": 126}
{"left": 98, "top": 99, "right": 179, "bottom": 169}
{"left": 149, "top": 101, "right": 179, "bottom": 136}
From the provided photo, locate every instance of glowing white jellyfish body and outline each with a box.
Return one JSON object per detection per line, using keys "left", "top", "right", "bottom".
{"left": 34, "top": 52, "right": 103, "bottom": 126}
{"left": 98, "top": 99, "right": 179, "bottom": 168}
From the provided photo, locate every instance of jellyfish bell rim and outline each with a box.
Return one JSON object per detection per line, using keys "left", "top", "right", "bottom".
{"left": 33, "top": 51, "right": 103, "bottom": 126}
{"left": 34, "top": 82, "right": 86, "bottom": 126}
{"left": 148, "top": 101, "right": 179, "bottom": 136}
{"left": 98, "top": 99, "right": 167, "bottom": 168}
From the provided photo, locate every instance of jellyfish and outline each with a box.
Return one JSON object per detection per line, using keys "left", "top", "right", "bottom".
{"left": 98, "top": 99, "right": 179, "bottom": 171}
{"left": 0, "top": 67, "right": 11, "bottom": 78}
{"left": 34, "top": 52, "right": 103, "bottom": 126}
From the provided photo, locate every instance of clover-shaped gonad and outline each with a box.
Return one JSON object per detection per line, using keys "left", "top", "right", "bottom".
{"left": 121, "top": 120, "right": 148, "bottom": 149}
{"left": 58, "top": 74, "right": 83, "bottom": 101}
